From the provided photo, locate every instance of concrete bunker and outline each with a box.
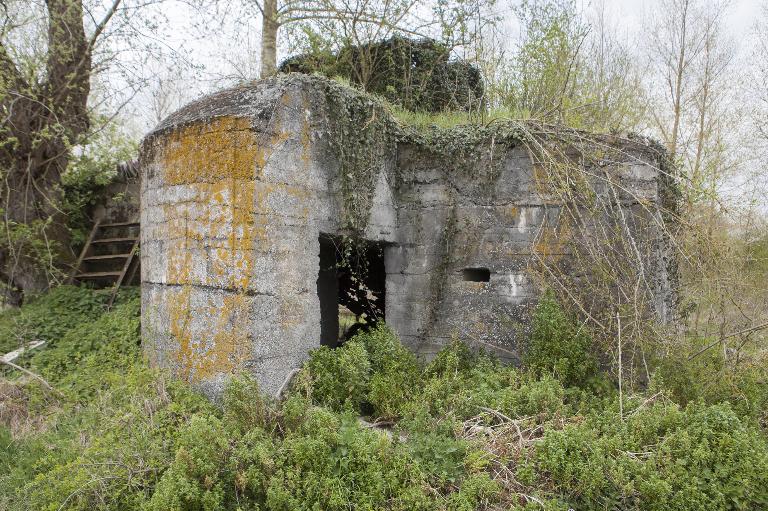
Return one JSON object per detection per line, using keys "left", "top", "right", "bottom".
{"left": 139, "top": 74, "right": 676, "bottom": 399}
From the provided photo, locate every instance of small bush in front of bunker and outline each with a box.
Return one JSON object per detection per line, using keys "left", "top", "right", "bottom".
{"left": 305, "top": 324, "right": 420, "bottom": 419}
{"left": 523, "top": 291, "right": 600, "bottom": 389}
{"left": 305, "top": 337, "right": 371, "bottom": 411}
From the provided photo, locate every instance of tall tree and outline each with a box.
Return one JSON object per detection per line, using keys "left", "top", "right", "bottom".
{"left": 646, "top": 0, "right": 733, "bottom": 163}
{"left": 647, "top": 0, "right": 743, "bottom": 211}
{"left": 0, "top": 0, "right": 140, "bottom": 303}
{"left": 751, "top": 3, "right": 768, "bottom": 148}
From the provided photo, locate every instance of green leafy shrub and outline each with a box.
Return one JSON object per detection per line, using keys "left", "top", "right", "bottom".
{"left": 267, "top": 411, "right": 431, "bottom": 511}
{"left": 222, "top": 374, "right": 272, "bottom": 434}
{"left": 279, "top": 36, "right": 484, "bottom": 113}
{"left": 3, "top": 372, "right": 213, "bottom": 511}
{"left": 445, "top": 473, "right": 501, "bottom": 511}
{"left": 400, "top": 409, "right": 468, "bottom": 485}
{"left": 524, "top": 292, "right": 599, "bottom": 388}
{"left": 29, "top": 297, "right": 141, "bottom": 397}
{"left": 306, "top": 339, "right": 371, "bottom": 411}
{"left": 353, "top": 324, "right": 420, "bottom": 420}
{"left": 148, "top": 415, "right": 237, "bottom": 511}
{"left": 0, "top": 286, "right": 108, "bottom": 354}
{"left": 653, "top": 341, "right": 768, "bottom": 425}
{"left": 534, "top": 400, "right": 768, "bottom": 510}
{"left": 495, "top": 373, "right": 566, "bottom": 419}
{"left": 417, "top": 344, "right": 524, "bottom": 420}
{"left": 60, "top": 121, "right": 137, "bottom": 246}
{"left": 425, "top": 338, "right": 481, "bottom": 378}
{"left": 80, "top": 376, "right": 277, "bottom": 511}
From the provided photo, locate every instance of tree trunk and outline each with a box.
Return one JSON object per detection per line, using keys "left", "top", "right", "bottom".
{"left": 0, "top": 0, "right": 91, "bottom": 303}
{"left": 260, "top": 0, "right": 279, "bottom": 78}
{"left": 669, "top": 0, "right": 689, "bottom": 161}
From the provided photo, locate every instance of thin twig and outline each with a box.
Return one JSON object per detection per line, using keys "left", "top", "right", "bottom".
{"left": 0, "top": 358, "right": 63, "bottom": 397}
{"left": 687, "top": 321, "right": 768, "bottom": 360}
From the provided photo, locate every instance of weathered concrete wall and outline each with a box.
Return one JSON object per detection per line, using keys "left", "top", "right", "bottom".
{"left": 140, "top": 76, "right": 397, "bottom": 397}
{"left": 388, "top": 140, "right": 673, "bottom": 363}
{"left": 140, "top": 74, "right": 675, "bottom": 398}
{"left": 86, "top": 162, "right": 141, "bottom": 224}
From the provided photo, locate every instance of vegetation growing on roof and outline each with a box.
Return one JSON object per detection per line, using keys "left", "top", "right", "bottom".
{"left": 281, "top": 36, "right": 484, "bottom": 113}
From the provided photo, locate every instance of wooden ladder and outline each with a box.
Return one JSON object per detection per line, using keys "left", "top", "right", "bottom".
{"left": 69, "top": 219, "right": 140, "bottom": 306}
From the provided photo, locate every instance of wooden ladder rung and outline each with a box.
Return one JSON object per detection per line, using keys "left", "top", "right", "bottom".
{"left": 82, "top": 253, "right": 132, "bottom": 261}
{"left": 99, "top": 221, "right": 140, "bottom": 228}
{"left": 77, "top": 271, "right": 123, "bottom": 278}
{"left": 91, "top": 237, "right": 138, "bottom": 244}
{"left": 108, "top": 239, "right": 139, "bottom": 308}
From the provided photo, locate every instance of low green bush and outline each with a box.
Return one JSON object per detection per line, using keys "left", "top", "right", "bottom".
{"left": 29, "top": 297, "right": 141, "bottom": 398}
{"left": 534, "top": 400, "right": 768, "bottom": 510}
{"left": 653, "top": 340, "right": 768, "bottom": 425}
{"left": 306, "top": 339, "right": 371, "bottom": 411}
{"left": 267, "top": 409, "right": 431, "bottom": 511}
{"left": 0, "top": 286, "right": 109, "bottom": 355}
{"left": 357, "top": 325, "right": 420, "bottom": 420}
{"left": 2, "top": 371, "right": 214, "bottom": 511}
{"left": 222, "top": 373, "right": 272, "bottom": 434}
{"left": 148, "top": 414, "right": 247, "bottom": 511}
{"left": 2, "top": 286, "right": 768, "bottom": 510}
{"left": 524, "top": 291, "right": 599, "bottom": 389}
{"left": 305, "top": 324, "right": 421, "bottom": 419}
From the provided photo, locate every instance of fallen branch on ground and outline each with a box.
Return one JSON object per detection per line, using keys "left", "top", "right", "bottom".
{"left": 0, "top": 358, "right": 63, "bottom": 397}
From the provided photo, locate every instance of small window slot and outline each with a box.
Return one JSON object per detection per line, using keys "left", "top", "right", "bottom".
{"left": 462, "top": 267, "right": 490, "bottom": 282}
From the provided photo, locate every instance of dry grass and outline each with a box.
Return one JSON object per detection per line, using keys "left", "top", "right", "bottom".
{"left": 460, "top": 408, "right": 576, "bottom": 509}
{"left": 0, "top": 378, "right": 61, "bottom": 439}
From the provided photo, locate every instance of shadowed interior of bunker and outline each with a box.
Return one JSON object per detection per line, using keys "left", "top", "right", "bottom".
{"left": 316, "top": 234, "right": 387, "bottom": 347}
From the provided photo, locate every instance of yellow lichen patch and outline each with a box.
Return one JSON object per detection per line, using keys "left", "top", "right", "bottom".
{"left": 161, "top": 117, "right": 257, "bottom": 184}
{"left": 169, "top": 285, "right": 194, "bottom": 381}
{"left": 532, "top": 216, "right": 572, "bottom": 261}
{"left": 300, "top": 93, "right": 312, "bottom": 167}
{"left": 157, "top": 114, "right": 292, "bottom": 290}
{"left": 166, "top": 243, "right": 194, "bottom": 283}
{"left": 210, "top": 248, "right": 254, "bottom": 290}
{"left": 169, "top": 288, "right": 251, "bottom": 383}
{"left": 255, "top": 182, "right": 311, "bottom": 211}
{"left": 155, "top": 113, "right": 295, "bottom": 382}
{"left": 465, "top": 282, "right": 486, "bottom": 292}
{"left": 504, "top": 205, "right": 519, "bottom": 222}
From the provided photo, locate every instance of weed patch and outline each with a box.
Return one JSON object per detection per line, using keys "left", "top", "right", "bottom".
{"left": 1, "top": 287, "right": 767, "bottom": 510}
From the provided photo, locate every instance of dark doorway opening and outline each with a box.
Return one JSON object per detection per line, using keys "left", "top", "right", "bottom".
{"left": 317, "top": 234, "right": 387, "bottom": 347}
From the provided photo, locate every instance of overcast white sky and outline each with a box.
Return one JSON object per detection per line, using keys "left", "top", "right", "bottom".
{"left": 614, "top": 0, "right": 760, "bottom": 32}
